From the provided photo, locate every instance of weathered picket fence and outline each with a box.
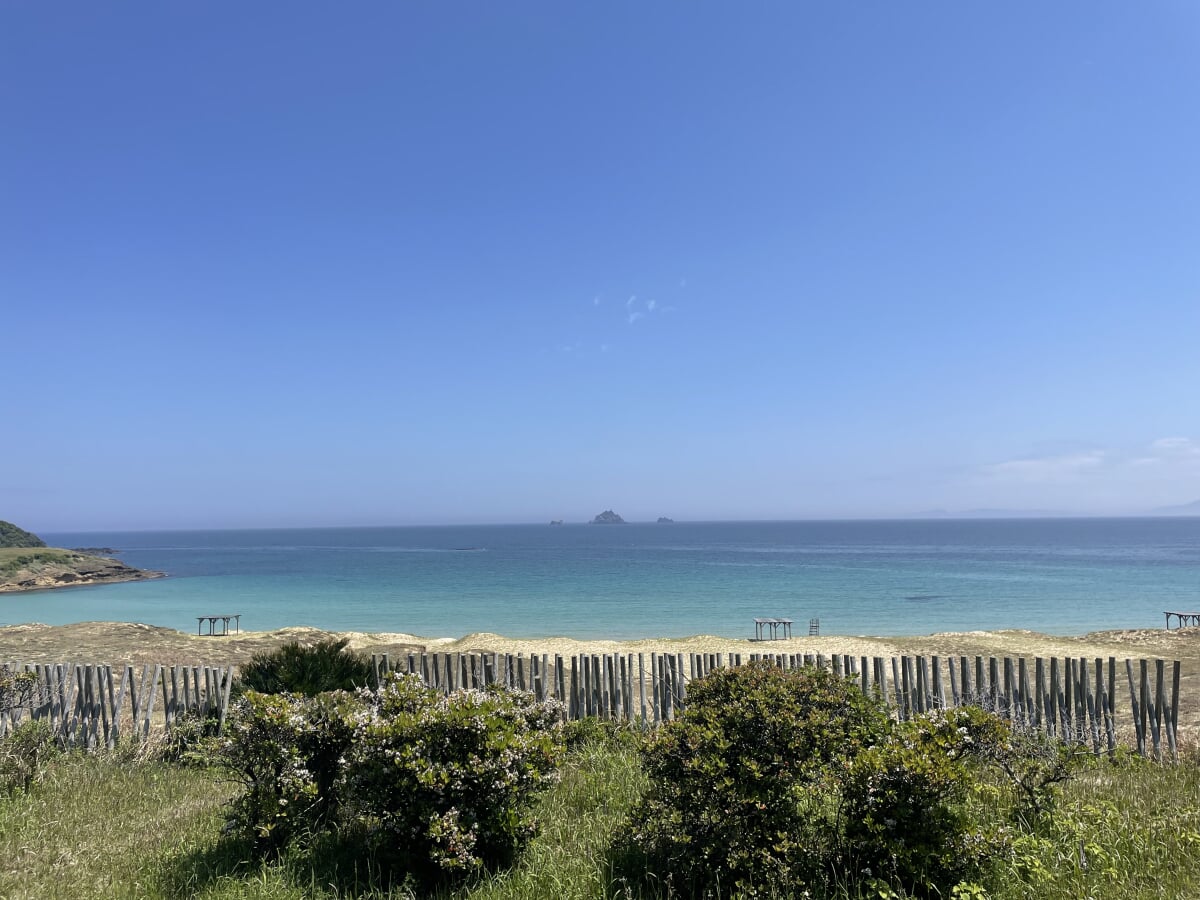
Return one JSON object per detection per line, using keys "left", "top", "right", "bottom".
{"left": 370, "top": 650, "right": 1183, "bottom": 760}
{"left": 0, "top": 652, "right": 1183, "bottom": 760}
{"left": 0, "top": 662, "right": 236, "bottom": 749}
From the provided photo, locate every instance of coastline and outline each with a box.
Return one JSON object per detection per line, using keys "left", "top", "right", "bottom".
{"left": 0, "top": 570, "right": 165, "bottom": 594}
{"left": 0, "top": 549, "right": 164, "bottom": 594}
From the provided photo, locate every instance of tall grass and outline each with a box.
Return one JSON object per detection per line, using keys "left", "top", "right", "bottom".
{"left": 0, "top": 735, "right": 1197, "bottom": 898}
{"left": 0, "top": 750, "right": 232, "bottom": 899}
{"left": 0, "top": 730, "right": 647, "bottom": 900}
{"left": 985, "top": 756, "right": 1200, "bottom": 900}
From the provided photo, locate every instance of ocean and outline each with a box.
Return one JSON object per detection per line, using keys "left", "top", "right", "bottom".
{"left": 15, "top": 518, "right": 1200, "bottom": 640}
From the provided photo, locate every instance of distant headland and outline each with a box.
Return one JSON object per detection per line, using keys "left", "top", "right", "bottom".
{"left": 590, "top": 510, "right": 626, "bottom": 524}
{"left": 0, "top": 520, "right": 163, "bottom": 593}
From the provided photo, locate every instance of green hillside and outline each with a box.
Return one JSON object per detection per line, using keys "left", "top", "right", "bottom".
{"left": 0, "top": 520, "right": 46, "bottom": 549}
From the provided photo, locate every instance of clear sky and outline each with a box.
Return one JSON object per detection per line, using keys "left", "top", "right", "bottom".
{"left": 3, "top": 3, "right": 1199, "bottom": 531}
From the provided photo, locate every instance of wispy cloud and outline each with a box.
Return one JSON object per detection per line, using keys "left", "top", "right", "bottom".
{"left": 976, "top": 437, "right": 1200, "bottom": 489}
{"left": 981, "top": 451, "right": 1107, "bottom": 484}
{"left": 625, "top": 294, "right": 665, "bottom": 325}
{"left": 1129, "top": 438, "right": 1200, "bottom": 468}
{"left": 1149, "top": 437, "right": 1200, "bottom": 459}
{"left": 593, "top": 295, "right": 601, "bottom": 306}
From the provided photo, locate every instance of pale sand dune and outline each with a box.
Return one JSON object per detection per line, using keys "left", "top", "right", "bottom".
{"left": 0, "top": 620, "right": 1191, "bottom": 669}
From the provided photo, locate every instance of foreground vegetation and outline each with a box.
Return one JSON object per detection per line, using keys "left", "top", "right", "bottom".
{"left": 1, "top": 735, "right": 1198, "bottom": 899}
{"left": 1, "top": 645, "right": 1198, "bottom": 898}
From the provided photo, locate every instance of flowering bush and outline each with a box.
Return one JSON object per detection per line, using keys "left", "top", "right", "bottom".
{"left": 345, "top": 675, "right": 564, "bottom": 880}
{"left": 840, "top": 729, "right": 978, "bottom": 889}
{"left": 219, "top": 674, "right": 564, "bottom": 886}
{"left": 221, "top": 690, "right": 361, "bottom": 852}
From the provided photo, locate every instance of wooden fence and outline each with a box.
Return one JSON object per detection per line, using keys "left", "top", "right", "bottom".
{"left": 0, "top": 652, "right": 1183, "bottom": 760}
{"left": 370, "top": 650, "right": 1183, "bottom": 760}
{"left": 0, "top": 662, "right": 235, "bottom": 750}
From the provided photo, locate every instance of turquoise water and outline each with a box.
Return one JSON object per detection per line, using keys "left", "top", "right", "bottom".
{"left": 12, "top": 518, "right": 1200, "bottom": 639}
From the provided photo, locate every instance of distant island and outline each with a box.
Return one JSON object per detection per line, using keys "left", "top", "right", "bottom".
{"left": 590, "top": 510, "right": 626, "bottom": 524}
{"left": 0, "top": 520, "right": 163, "bottom": 593}
{"left": 657, "top": 517, "right": 674, "bottom": 524}
{"left": 549, "top": 520, "right": 564, "bottom": 526}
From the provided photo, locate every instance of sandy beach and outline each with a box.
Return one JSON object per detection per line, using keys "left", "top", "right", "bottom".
{"left": 1, "top": 621, "right": 1195, "bottom": 734}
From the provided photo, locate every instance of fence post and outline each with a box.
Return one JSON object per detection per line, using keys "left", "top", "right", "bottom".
{"left": 99, "top": 666, "right": 114, "bottom": 747}
{"left": 638, "top": 653, "right": 647, "bottom": 726}
{"left": 1151, "top": 659, "right": 1165, "bottom": 762}
{"left": 1098, "top": 657, "right": 1115, "bottom": 756}
{"left": 663, "top": 654, "right": 675, "bottom": 722}
{"left": 892, "top": 658, "right": 904, "bottom": 720}
{"left": 1033, "top": 658, "right": 1045, "bottom": 732}
{"left": 1125, "top": 659, "right": 1144, "bottom": 757}
{"left": 1169, "top": 660, "right": 1181, "bottom": 761}
{"left": 914, "top": 657, "right": 926, "bottom": 714}
{"left": 1082, "top": 659, "right": 1100, "bottom": 754}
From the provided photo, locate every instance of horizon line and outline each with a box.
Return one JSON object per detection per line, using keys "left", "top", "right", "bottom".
{"left": 36, "top": 511, "right": 1200, "bottom": 534}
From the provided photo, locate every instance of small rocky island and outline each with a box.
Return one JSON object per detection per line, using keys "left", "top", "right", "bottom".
{"left": 590, "top": 509, "right": 626, "bottom": 524}
{"left": 657, "top": 517, "right": 674, "bottom": 524}
{"left": 0, "top": 520, "right": 163, "bottom": 593}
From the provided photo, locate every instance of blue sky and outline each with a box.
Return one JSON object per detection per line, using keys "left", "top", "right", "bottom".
{"left": 3, "top": 3, "right": 1199, "bottom": 530}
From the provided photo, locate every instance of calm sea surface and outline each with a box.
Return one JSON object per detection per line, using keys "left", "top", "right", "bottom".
{"left": 13, "top": 519, "right": 1200, "bottom": 639}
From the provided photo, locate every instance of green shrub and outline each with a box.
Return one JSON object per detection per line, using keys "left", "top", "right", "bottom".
{"left": 235, "top": 637, "right": 375, "bottom": 697}
{"left": 613, "top": 661, "right": 892, "bottom": 897}
{"left": 0, "top": 665, "right": 36, "bottom": 715}
{"left": 158, "top": 709, "right": 227, "bottom": 767}
{"left": 613, "top": 664, "right": 1020, "bottom": 898}
{"left": 221, "top": 690, "right": 362, "bottom": 852}
{"left": 345, "top": 675, "right": 564, "bottom": 880}
{"left": 218, "top": 674, "right": 565, "bottom": 887}
{"left": 840, "top": 726, "right": 980, "bottom": 890}
{"left": 0, "top": 719, "right": 57, "bottom": 794}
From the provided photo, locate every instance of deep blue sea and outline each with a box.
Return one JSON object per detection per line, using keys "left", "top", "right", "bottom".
{"left": 12, "top": 519, "right": 1200, "bottom": 639}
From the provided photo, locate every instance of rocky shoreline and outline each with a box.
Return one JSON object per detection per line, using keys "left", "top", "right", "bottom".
{"left": 0, "top": 551, "right": 164, "bottom": 593}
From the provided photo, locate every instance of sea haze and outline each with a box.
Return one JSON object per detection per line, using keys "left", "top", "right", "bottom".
{"left": 23, "top": 518, "right": 1200, "bottom": 640}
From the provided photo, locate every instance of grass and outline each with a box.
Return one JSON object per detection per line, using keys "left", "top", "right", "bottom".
{"left": 0, "top": 735, "right": 1198, "bottom": 899}
{"left": 0, "top": 748, "right": 233, "bottom": 899}
{"left": 985, "top": 755, "right": 1200, "bottom": 900}
{"left": 0, "top": 547, "right": 79, "bottom": 577}
{"left": 0, "top": 730, "right": 648, "bottom": 900}
{"left": 0, "top": 548, "right": 75, "bottom": 562}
